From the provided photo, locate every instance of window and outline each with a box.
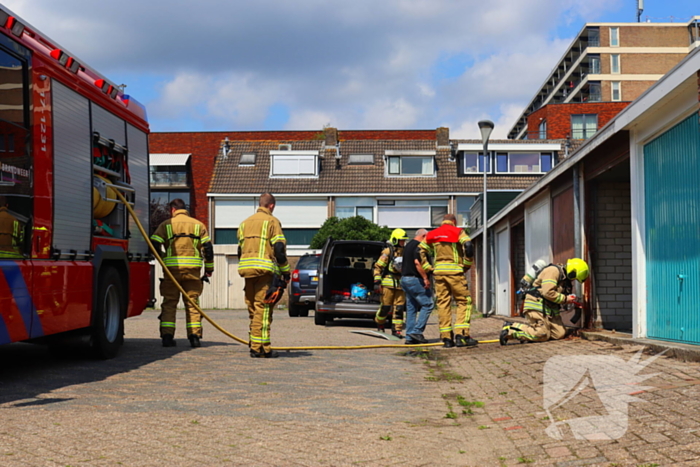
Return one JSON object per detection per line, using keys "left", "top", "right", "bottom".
{"left": 588, "top": 27, "right": 600, "bottom": 47}
{"left": 611, "top": 54, "right": 620, "bottom": 74}
{"left": 538, "top": 119, "right": 547, "bottom": 139}
{"left": 588, "top": 82, "right": 602, "bottom": 102}
{"left": 239, "top": 153, "right": 256, "bottom": 165}
{"left": 456, "top": 196, "right": 476, "bottom": 226}
{"left": 150, "top": 165, "right": 188, "bottom": 186}
{"left": 540, "top": 154, "right": 553, "bottom": 172}
{"left": 571, "top": 114, "right": 598, "bottom": 139}
{"left": 610, "top": 27, "right": 619, "bottom": 47}
{"left": 387, "top": 156, "right": 434, "bottom": 176}
{"left": 348, "top": 154, "right": 374, "bottom": 165}
{"left": 611, "top": 81, "right": 621, "bottom": 101}
{"left": 430, "top": 206, "right": 448, "bottom": 227}
{"left": 463, "top": 152, "right": 490, "bottom": 173}
{"left": 494, "top": 153, "right": 552, "bottom": 173}
{"left": 376, "top": 200, "right": 448, "bottom": 228}
{"left": 150, "top": 191, "right": 190, "bottom": 233}
{"left": 270, "top": 152, "right": 318, "bottom": 177}
{"left": 336, "top": 206, "right": 373, "bottom": 221}
{"left": 589, "top": 55, "right": 601, "bottom": 74}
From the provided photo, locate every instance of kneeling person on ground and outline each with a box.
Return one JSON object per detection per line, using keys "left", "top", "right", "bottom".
{"left": 501, "top": 258, "right": 589, "bottom": 345}
{"left": 151, "top": 199, "right": 214, "bottom": 348}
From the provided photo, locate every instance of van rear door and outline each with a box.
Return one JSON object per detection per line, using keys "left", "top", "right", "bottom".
{"left": 316, "top": 237, "right": 333, "bottom": 303}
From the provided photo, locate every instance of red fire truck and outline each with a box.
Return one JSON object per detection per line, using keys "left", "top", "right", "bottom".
{"left": 0, "top": 6, "right": 151, "bottom": 358}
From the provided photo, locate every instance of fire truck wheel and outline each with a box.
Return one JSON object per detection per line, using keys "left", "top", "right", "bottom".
{"left": 92, "top": 267, "right": 125, "bottom": 359}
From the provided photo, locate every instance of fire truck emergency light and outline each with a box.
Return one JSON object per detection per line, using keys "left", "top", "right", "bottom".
{"left": 66, "top": 57, "right": 80, "bottom": 73}
{"left": 0, "top": 10, "right": 9, "bottom": 29}
{"left": 108, "top": 86, "right": 118, "bottom": 99}
{"left": 95, "top": 79, "right": 110, "bottom": 93}
{"left": 50, "top": 49, "right": 69, "bottom": 66}
{"left": 7, "top": 17, "right": 24, "bottom": 37}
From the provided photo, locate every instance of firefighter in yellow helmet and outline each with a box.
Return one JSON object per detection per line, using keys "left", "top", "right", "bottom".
{"left": 238, "top": 193, "right": 290, "bottom": 358}
{"left": 0, "top": 195, "right": 24, "bottom": 259}
{"left": 419, "top": 214, "right": 476, "bottom": 348}
{"left": 150, "top": 198, "right": 214, "bottom": 348}
{"left": 501, "top": 258, "right": 589, "bottom": 344}
{"left": 373, "top": 228, "right": 408, "bottom": 337}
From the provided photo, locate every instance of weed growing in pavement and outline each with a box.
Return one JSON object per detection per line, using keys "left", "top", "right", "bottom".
{"left": 379, "top": 434, "right": 392, "bottom": 441}
{"left": 462, "top": 408, "right": 473, "bottom": 415}
{"left": 517, "top": 457, "right": 534, "bottom": 464}
{"left": 445, "top": 401, "right": 458, "bottom": 419}
{"left": 190, "top": 420, "right": 199, "bottom": 425}
{"left": 478, "top": 425, "right": 490, "bottom": 430}
{"left": 499, "top": 391, "right": 508, "bottom": 395}
{"left": 459, "top": 449, "right": 466, "bottom": 454}
{"left": 636, "top": 464, "right": 659, "bottom": 467}
{"left": 457, "top": 396, "right": 484, "bottom": 407}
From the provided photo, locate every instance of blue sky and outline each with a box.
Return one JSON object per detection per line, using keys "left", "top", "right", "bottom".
{"left": 4, "top": 0, "right": 698, "bottom": 138}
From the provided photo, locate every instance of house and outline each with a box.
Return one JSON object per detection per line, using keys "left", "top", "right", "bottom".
{"left": 509, "top": 18, "right": 700, "bottom": 140}
{"left": 473, "top": 45, "right": 700, "bottom": 345}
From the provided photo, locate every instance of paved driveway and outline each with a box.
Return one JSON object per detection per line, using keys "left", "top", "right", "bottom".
{"left": 1, "top": 310, "right": 699, "bottom": 466}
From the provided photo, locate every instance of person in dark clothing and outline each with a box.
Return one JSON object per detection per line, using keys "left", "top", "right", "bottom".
{"left": 400, "top": 229, "right": 433, "bottom": 345}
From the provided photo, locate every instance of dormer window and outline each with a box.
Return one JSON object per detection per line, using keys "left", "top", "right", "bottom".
{"left": 239, "top": 153, "right": 256, "bottom": 166}
{"left": 270, "top": 150, "right": 319, "bottom": 177}
{"left": 385, "top": 150, "right": 435, "bottom": 177}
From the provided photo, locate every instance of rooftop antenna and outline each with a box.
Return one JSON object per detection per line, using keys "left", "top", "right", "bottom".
{"left": 637, "top": 0, "right": 644, "bottom": 23}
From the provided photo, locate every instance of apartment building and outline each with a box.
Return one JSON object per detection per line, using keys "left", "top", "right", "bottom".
{"left": 509, "top": 17, "right": 700, "bottom": 140}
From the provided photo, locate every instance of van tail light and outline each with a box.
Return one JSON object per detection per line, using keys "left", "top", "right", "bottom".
{"left": 292, "top": 270, "right": 300, "bottom": 283}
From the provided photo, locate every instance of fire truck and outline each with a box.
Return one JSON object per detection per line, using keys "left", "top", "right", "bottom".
{"left": 0, "top": 6, "right": 151, "bottom": 358}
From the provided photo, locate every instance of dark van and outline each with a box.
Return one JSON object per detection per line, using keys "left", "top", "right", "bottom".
{"left": 314, "top": 239, "right": 386, "bottom": 326}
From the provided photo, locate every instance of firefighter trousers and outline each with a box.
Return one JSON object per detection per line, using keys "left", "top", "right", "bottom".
{"left": 159, "top": 268, "right": 204, "bottom": 338}
{"left": 434, "top": 274, "right": 472, "bottom": 339}
{"left": 244, "top": 273, "right": 275, "bottom": 354}
{"left": 375, "top": 287, "right": 405, "bottom": 331}
{"left": 508, "top": 311, "right": 566, "bottom": 342}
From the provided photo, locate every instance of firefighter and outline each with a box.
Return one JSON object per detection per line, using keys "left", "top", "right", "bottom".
{"left": 419, "top": 214, "right": 477, "bottom": 348}
{"left": 150, "top": 198, "right": 214, "bottom": 348}
{"left": 238, "top": 193, "right": 290, "bottom": 358}
{"left": 0, "top": 195, "right": 24, "bottom": 259}
{"left": 373, "top": 228, "right": 408, "bottom": 338}
{"left": 501, "top": 258, "right": 589, "bottom": 345}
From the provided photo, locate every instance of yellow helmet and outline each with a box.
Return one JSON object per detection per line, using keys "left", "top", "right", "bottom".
{"left": 390, "top": 228, "right": 408, "bottom": 245}
{"left": 566, "top": 258, "right": 589, "bottom": 282}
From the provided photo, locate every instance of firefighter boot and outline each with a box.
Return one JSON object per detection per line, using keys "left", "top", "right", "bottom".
{"left": 189, "top": 335, "right": 201, "bottom": 348}
{"left": 391, "top": 328, "right": 404, "bottom": 339}
{"left": 500, "top": 322, "right": 512, "bottom": 346}
{"left": 442, "top": 337, "right": 455, "bottom": 348}
{"left": 162, "top": 335, "right": 176, "bottom": 347}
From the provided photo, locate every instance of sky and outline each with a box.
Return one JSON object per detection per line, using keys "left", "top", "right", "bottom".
{"left": 3, "top": 0, "right": 698, "bottom": 138}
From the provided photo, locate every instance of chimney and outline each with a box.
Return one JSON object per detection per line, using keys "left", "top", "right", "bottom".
{"left": 436, "top": 127, "right": 449, "bottom": 147}
{"left": 324, "top": 127, "right": 338, "bottom": 146}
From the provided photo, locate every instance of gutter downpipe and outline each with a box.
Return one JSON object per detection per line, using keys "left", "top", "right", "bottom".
{"left": 573, "top": 163, "right": 582, "bottom": 299}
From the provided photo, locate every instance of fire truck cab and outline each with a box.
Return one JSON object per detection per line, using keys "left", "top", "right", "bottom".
{"left": 0, "top": 7, "right": 151, "bottom": 358}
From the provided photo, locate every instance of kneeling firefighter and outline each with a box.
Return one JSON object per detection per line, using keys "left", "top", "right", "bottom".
{"left": 151, "top": 198, "right": 214, "bottom": 348}
{"left": 501, "top": 258, "right": 589, "bottom": 345}
{"left": 374, "top": 228, "right": 408, "bottom": 338}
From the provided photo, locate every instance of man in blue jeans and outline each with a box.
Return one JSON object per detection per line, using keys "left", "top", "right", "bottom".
{"left": 400, "top": 229, "right": 433, "bottom": 345}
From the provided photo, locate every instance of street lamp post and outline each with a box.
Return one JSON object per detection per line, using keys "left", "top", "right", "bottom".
{"left": 478, "top": 120, "right": 494, "bottom": 317}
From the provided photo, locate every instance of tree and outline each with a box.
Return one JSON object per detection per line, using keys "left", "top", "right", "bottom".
{"left": 309, "top": 216, "right": 392, "bottom": 249}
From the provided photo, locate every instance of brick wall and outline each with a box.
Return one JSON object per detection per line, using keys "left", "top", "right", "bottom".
{"left": 618, "top": 25, "right": 689, "bottom": 48}
{"left": 592, "top": 181, "right": 632, "bottom": 331}
{"left": 527, "top": 102, "right": 630, "bottom": 139}
{"left": 621, "top": 53, "right": 687, "bottom": 75}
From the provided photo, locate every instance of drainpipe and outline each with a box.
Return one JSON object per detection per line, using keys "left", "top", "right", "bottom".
{"left": 573, "top": 163, "right": 582, "bottom": 298}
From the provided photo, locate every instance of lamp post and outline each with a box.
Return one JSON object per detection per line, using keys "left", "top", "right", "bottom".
{"left": 478, "top": 120, "right": 494, "bottom": 317}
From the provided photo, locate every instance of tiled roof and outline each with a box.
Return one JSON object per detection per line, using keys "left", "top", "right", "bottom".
{"left": 209, "top": 139, "right": 547, "bottom": 195}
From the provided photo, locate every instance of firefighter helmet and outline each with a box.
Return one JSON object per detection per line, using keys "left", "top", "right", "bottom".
{"left": 566, "top": 258, "right": 589, "bottom": 282}
{"left": 389, "top": 228, "right": 408, "bottom": 245}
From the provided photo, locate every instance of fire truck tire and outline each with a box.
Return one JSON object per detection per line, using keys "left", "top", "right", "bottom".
{"left": 91, "top": 267, "right": 125, "bottom": 359}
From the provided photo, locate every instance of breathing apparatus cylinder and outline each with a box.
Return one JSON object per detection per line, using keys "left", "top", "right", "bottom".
{"left": 519, "top": 259, "right": 549, "bottom": 292}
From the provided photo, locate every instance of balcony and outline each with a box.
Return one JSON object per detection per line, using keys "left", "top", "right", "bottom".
{"left": 150, "top": 171, "right": 188, "bottom": 187}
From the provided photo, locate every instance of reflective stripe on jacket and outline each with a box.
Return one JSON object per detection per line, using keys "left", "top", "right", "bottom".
{"left": 418, "top": 220, "right": 473, "bottom": 275}
{"left": 524, "top": 264, "right": 569, "bottom": 316}
{"left": 373, "top": 245, "right": 403, "bottom": 289}
{"left": 150, "top": 210, "right": 213, "bottom": 271}
{"left": 238, "top": 207, "right": 290, "bottom": 278}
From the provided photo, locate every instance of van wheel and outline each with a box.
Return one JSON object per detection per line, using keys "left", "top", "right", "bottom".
{"left": 299, "top": 307, "right": 310, "bottom": 317}
{"left": 91, "top": 267, "right": 125, "bottom": 359}
{"left": 289, "top": 304, "right": 301, "bottom": 317}
{"left": 314, "top": 311, "right": 327, "bottom": 326}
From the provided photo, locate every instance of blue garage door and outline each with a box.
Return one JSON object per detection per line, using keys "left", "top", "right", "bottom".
{"left": 644, "top": 114, "right": 700, "bottom": 344}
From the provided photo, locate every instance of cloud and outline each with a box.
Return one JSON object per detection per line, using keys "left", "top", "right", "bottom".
{"left": 3, "top": 0, "right": 628, "bottom": 133}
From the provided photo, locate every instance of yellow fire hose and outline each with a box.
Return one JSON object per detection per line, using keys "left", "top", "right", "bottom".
{"left": 116, "top": 191, "right": 499, "bottom": 350}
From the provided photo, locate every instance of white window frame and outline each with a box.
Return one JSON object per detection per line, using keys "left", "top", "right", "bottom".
{"left": 462, "top": 152, "right": 491, "bottom": 174}
{"left": 611, "top": 81, "right": 621, "bottom": 101}
{"left": 269, "top": 150, "right": 319, "bottom": 178}
{"left": 610, "top": 27, "right": 619, "bottom": 47}
{"left": 376, "top": 198, "right": 448, "bottom": 228}
{"left": 571, "top": 114, "right": 598, "bottom": 139}
{"left": 335, "top": 205, "right": 374, "bottom": 221}
{"left": 538, "top": 119, "right": 547, "bottom": 139}
{"left": 610, "top": 54, "right": 620, "bottom": 74}
{"left": 384, "top": 150, "right": 436, "bottom": 177}
{"left": 493, "top": 152, "right": 554, "bottom": 174}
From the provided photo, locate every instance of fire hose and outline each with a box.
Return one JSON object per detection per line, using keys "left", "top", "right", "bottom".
{"left": 116, "top": 191, "right": 499, "bottom": 350}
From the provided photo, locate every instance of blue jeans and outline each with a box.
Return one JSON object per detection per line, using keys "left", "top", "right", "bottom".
{"left": 401, "top": 276, "right": 433, "bottom": 337}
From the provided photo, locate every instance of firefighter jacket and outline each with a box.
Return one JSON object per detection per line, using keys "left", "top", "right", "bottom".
{"left": 237, "top": 207, "right": 290, "bottom": 278}
{"left": 0, "top": 207, "right": 23, "bottom": 258}
{"left": 150, "top": 209, "right": 214, "bottom": 272}
{"left": 524, "top": 264, "right": 572, "bottom": 316}
{"left": 373, "top": 244, "right": 404, "bottom": 289}
{"left": 419, "top": 220, "right": 473, "bottom": 276}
